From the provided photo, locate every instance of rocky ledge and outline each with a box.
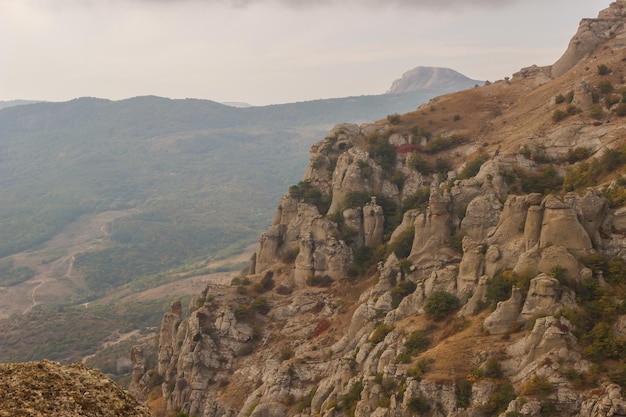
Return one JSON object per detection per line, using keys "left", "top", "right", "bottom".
{"left": 0, "top": 360, "right": 151, "bottom": 417}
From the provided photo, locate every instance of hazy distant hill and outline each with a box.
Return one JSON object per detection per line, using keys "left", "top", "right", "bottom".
{"left": 387, "top": 66, "right": 483, "bottom": 94}
{"left": 0, "top": 73, "right": 477, "bottom": 309}
{"left": 0, "top": 100, "right": 42, "bottom": 110}
{"left": 0, "top": 71, "right": 484, "bottom": 367}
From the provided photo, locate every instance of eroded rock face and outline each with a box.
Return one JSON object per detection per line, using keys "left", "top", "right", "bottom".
{"left": 459, "top": 193, "right": 502, "bottom": 241}
{"left": 148, "top": 4, "right": 626, "bottom": 414}
{"left": 540, "top": 195, "right": 592, "bottom": 256}
{"left": 0, "top": 360, "right": 151, "bottom": 417}
{"left": 483, "top": 287, "right": 524, "bottom": 335}
{"left": 409, "top": 191, "right": 456, "bottom": 265}
{"left": 552, "top": 0, "right": 626, "bottom": 77}
{"left": 520, "top": 274, "right": 576, "bottom": 320}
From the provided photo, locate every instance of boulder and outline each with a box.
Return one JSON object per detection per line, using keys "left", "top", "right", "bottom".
{"left": 459, "top": 193, "right": 503, "bottom": 241}
{"left": 457, "top": 236, "right": 485, "bottom": 299}
{"left": 520, "top": 274, "right": 577, "bottom": 320}
{"left": 483, "top": 287, "right": 524, "bottom": 335}
{"left": 540, "top": 195, "right": 592, "bottom": 256}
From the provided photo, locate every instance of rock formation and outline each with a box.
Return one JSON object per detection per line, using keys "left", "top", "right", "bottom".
{"left": 139, "top": 3, "right": 626, "bottom": 417}
{"left": 0, "top": 360, "right": 151, "bottom": 417}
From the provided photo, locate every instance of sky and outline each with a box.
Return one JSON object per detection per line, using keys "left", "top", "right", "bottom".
{"left": 0, "top": 0, "right": 611, "bottom": 106}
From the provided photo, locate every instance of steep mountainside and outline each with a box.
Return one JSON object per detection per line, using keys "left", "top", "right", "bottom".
{"left": 0, "top": 73, "right": 475, "bottom": 369}
{"left": 134, "top": 2, "right": 626, "bottom": 417}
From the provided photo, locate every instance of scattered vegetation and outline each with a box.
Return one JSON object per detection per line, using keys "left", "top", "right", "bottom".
{"left": 503, "top": 165, "right": 563, "bottom": 195}
{"left": 459, "top": 153, "right": 489, "bottom": 180}
{"left": 407, "top": 395, "right": 431, "bottom": 414}
{"left": 367, "top": 134, "right": 397, "bottom": 172}
{"left": 370, "top": 323, "right": 394, "bottom": 344}
{"left": 387, "top": 226, "right": 415, "bottom": 260}
{"left": 424, "top": 291, "right": 461, "bottom": 320}
{"left": 289, "top": 180, "right": 331, "bottom": 214}
{"left": 390, "top": 280, "right": 417, "bottom": 309}
{"left": 306, "top": 275, "right": 334, "bottom": 287}
{"left": 0, "top": 258, "right": 36, "bottom": 286}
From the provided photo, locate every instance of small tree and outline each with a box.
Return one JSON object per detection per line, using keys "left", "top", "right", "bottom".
{"left": 424, "top": 291, "right": 460, "bottom": 320}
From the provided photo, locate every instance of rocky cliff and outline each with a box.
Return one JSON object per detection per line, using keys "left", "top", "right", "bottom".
{"left": 135, "top": 2, "right": 626, "bottom": 417}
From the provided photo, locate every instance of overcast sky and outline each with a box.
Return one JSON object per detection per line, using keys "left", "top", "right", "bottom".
{"left": 0, "top": 0, "right": 610, "bottom": 106}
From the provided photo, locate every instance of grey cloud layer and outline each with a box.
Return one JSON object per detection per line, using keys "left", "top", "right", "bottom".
{"left": 135, "top": 0, "right": 524, "bottom": 9}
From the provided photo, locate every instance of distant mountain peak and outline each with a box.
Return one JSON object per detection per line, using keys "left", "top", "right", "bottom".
{"left": 386, "top": 66, "right": 483, "bottom": 94}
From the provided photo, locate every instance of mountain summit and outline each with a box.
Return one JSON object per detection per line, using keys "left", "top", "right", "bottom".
{"left": 386, "top": 66, "right": 482, "bottom": 94}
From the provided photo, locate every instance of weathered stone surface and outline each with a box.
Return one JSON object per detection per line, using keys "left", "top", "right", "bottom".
{"left": 520, "top": 274, "right": 577, "bottom": 320}
{"left": 408, "top": 192, "right": 456, "bottom": 264}
{"left": 457, "top": 236, "right": 485, "bottom": 298}
{"left": 540, "top": 195, "right": 592, "bottom": 255}
{"left": 537, "top": 245, "right": 581, "bottom": 283}
{"left": 459, "top": 193, "right": 502, "bottom": 241}
{"left": 363, "top": 197, "right": 384, "bottom": 247}
{"left": 483, "top": 287, "right": 524, "bottom": 335}
{"left": 0, "top": 361, "right": 151, "bottom": 417}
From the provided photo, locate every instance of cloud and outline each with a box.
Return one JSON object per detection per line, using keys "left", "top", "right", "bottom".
{"left": 129, "top": 0, "right": 527, "bottom": 10}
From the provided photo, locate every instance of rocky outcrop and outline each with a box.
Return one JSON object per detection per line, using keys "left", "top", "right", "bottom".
{"left": 147, "top": 3, "right": 626, "bottom": 417}
{"left": 552, "top": 0, "right": 626, "bottom": 78}
{"left": 0, "top": 360, "right": 151, "bottom": 417}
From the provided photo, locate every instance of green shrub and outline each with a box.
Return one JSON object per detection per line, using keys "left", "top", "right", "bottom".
{"left": 485, "top": 270, "right": 516, "bottom": 309}
{"left": 390, "top": 280, "right": 417, "bottom": 308}
{"left": 407, "top": 152, "right": 433, "bottom": 174}
{"left": 481, "top": 381, "right": 516, "bottom": 415}
{"left": 598, "top": 64, "right": 611, "bottom": 75}
{"left": 566, "top": 147, "right": 591, "bottom": 163}
{"left": 389, "top": 170, "right": 406, "bottom": 189}
{"left": 455, "top": 377, "right": 473, "bottom": 408}
{"left": 357, "top": 160, "right": 373, "bottom": 179}
{"left": 341, "top": 378, "right": 363, "bottom": 417}
{"left": 589, "top": 105, "right": 604, "bottom": 120}
{"left": 554, "top": 94, "right": 566, "bottom": 104}
{"left": 250, "top": 297, "right": 270, "bottom": 315}
{"left": 370, "top": 323, "right": 394, "bottom": 344}
{"left": 434, "top": 157, "right": 452, "bottom": 177}
{"left": 519, "top": 375, "right": 554, "bottom": 397}
{"left": 289, "top": 181, "right": 331, "bottom": 214}
{"left": 484, "top": 357, "right": 503, "bottom": 378}
{"left": 280, "top": 348, "right": 294, "bottom": 361}
{"left": 610, "top": 362, "right": 626, "bottom": 388}
{"left": 459, "top": 153, "right": 489, "bottom": 179}
{"left": 387, "top": 226, "right": 415, "bottom": 260}
{"left": 403, "top": 329, "right": 431, "bottom": 356}
{"left": 565, "top": 90, "right": 575, "bottom": 103}
{"left": 306, "top": 275, "right": 334, "bottom": 287}
{"left": 567, "top": 104, "right": 582, "bottom": 115}
{"left": 606, "top": 94, "right": 621, "bottom": 109}
{"left": 407, "top": 358, "right": 431, "bottom": 379}
{"left": 598, "top": 80, "right": 614, "bottom": 94}
{"left": 516, "top": 165, "right": 563, "bottom": 195}
{"left": 368, "top": 135, "right": 397, "bottom": 172}
{"left": 552, "top": 109, "right": 567, "bottom": 122}
{"left": 401, "top": 189, "right": 430, "bottom": 213}
{"left": 407, "top": 395, "right": 431, "bottom": 414}
{"left": 423, "top": 135, "right": 467, "bottom": 154}
{"left": 424, "top": 291, "right": 460, "bottom": 321}
{"left": 387, "top": 113, "right": 401, "bottom": 124}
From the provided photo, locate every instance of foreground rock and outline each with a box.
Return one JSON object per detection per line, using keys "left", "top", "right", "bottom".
{"left": 0, "top": 360, "right": 151, "bottom": 417}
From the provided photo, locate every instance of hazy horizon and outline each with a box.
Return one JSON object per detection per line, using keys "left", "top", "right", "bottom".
{"left": 1, "top": 0, "right": 609, "bottom": 106}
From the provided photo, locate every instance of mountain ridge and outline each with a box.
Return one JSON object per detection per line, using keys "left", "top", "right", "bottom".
{"left": 129, "top": 2, "right": 626, "bottom": 417}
